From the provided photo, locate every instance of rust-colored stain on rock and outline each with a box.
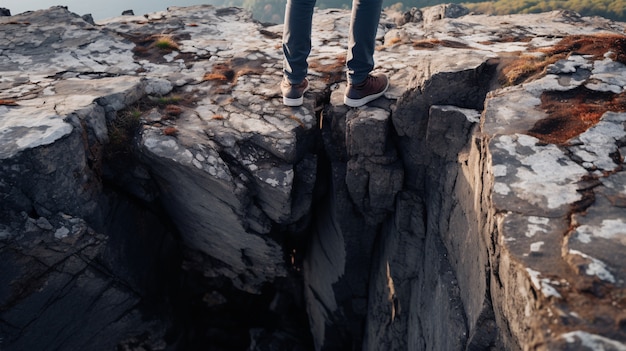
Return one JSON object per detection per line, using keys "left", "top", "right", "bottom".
{"left": 541, "top": 33, "right": 626, "bottom": 64}
{"left": 501, "top": 34, "right": 626, "bottom": 86}
{"left": 531, "top": 87, "right": 626, "bottom": 144}
{"left": 503, "top": 33, "right": 626, "bottom": 144}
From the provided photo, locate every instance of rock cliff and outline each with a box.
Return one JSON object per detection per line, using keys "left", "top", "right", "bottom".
{"left": 1, "top": 4, "right": 625, "bottom": 351}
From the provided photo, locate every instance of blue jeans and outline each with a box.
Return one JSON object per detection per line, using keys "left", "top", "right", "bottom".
{"left": 282, "top": 0, "right": 383, "bottom": 85}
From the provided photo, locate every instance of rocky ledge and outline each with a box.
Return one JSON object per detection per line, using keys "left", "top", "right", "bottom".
{"left": 1, "top": 4, "right": 625, "bottom": 351}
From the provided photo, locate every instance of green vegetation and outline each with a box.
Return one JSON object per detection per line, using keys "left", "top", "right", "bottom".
{"left": 151, "top": 95, "right": 182, "bottom": 105}
{"left": 212, "top": 0, "right": 287, "bottom": 23}
{"left": 211, "top": 0, "right": 626, "bottom": 24}
{"left": 153, "top": 35, "right": 180, "bottom": 51}
{"left": 464, "top": 0, "right": 626, "bottom": 22}
{"left": 107, "top": 108, "right": 142, "bottom": 156}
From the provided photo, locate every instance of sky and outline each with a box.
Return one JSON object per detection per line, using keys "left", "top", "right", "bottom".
{"left": 1, "top": 0, "right": 218, "bottom": 20}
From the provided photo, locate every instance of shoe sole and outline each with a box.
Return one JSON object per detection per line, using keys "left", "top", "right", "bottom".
{"left": 283, "top": 96, "right": 304, "bottom": 106}
{"left": 282, "top": 84, "right": 310, "bottom": 107}
{"left": 343, "top": 80, "right": 390, "bottom": 107}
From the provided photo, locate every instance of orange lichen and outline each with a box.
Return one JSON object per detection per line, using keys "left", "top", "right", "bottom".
{"left": 479, "top": 35, "right": 533, "bottom": 45}
{"left": 529, "top": 87, "right": 626, "bottom": 145}
{"left": 377, "top": 36, "right": 403, "bottom": 50}
{"left": 388, "top": 37, "right": 402, "bottom": 45}
{"left": 529, "top": 34, "right": 626, "bottom": 144}
{"left": 236, "top": 67, "right": 259, "bottom": 78}
{"left": 541, "top": 33, "right": 626, "bottom": 64}
{"left": 412, "top": 38, "right": 469, "bottom": 49}
{"left": 165, "top": 104, "right": 183, "bottom": 116}
{"left": 202, "top": 73, "right": 229, "bottom": 81}
{"left": 288, "top": 115, "right": 305, "bottom": 128}
{"left": 308, "top": 53, "right": 346, "bottom": 83}
{"left": 501, "top": 34, "right": 626, "bottom": 87}
{"left": 202, "top": 57, "right": 266, "bottom": 89}
{"left": 202, "top": 63, "right": 239, "bottom": 83}
{"left": 412, "top": 38, "right": 440, "bottom": 49}
{"left": 499, "top": 53, "right": 564, "bottom": 86}
{"left": 0, "top": 99, "right": 18, "bottom": 106}
{"left": 162, "top": 126, "right": 178, "bottom": 136}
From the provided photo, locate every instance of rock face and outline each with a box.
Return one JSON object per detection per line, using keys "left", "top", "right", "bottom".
{"left": 1, "top": 4, "right": 626, "bottom": 351}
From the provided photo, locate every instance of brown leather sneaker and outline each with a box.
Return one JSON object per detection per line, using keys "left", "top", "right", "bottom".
{"left": 344, "top": 73, "right": 389, "bottom": 107}
{"left": 281, "top": 78, "right": 310, "bottom": 107}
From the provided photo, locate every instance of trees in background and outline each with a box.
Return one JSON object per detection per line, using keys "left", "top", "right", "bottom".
{"left": 214, "top": 0, "right": 626, "bottom": 23}
{"left": 465, "top": 0, "right": 626, "bottom": 21}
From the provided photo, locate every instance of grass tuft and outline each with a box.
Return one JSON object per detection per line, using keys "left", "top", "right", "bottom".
{"left": 107, "top": 108, "right": 142, "bottom": 155}
{"left": 153, "top": 95, "right": 182, "bottom": 105}
{"left": 152, "top": 35, "right": 180, "bottom": 51}
{"left": 500, "top": 53, "right": 564, "bottom": 86}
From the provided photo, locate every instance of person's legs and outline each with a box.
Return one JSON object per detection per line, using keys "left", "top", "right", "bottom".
{"left": 346, "top": 0, "right": 383, "bottom": 85}
{"left": 343, "top": 0, "right": 388, "bottom": 107}
{"left": 282, "top": 0, "right": 316, "bottom": 84}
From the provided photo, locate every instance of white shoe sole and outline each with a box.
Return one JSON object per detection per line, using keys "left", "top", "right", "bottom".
{"left": 282, "top": 83, "right": 310, "bottom": 107}
{"left": 283, "top": 96, "right": 304, "bottom": 106}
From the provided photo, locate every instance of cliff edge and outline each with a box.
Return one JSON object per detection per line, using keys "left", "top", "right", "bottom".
{"left": 1, "top": 4, "right": 625, "bottom": 350}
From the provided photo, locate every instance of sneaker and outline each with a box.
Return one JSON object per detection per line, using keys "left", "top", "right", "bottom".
{"left": 281, "top": 78, "right": 309, "bottom": 107}
{"left": 344, "top": 73, "right": 389, "bottom": 107}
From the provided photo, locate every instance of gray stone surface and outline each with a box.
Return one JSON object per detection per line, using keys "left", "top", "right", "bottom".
{"left": 1, "top": 4, "right": 626, "bottom": 351}
{"left": 0, "top": 204, "right": 175, "bottom": 351}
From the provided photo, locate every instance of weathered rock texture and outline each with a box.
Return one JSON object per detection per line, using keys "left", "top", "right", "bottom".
{"left": 1, "top": 4, "right": 625, "bottom": 351}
